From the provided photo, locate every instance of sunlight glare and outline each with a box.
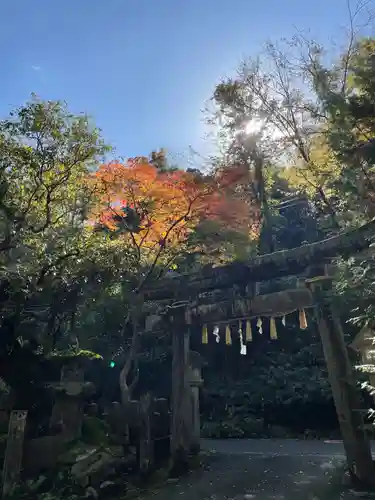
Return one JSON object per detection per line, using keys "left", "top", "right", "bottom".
{"left": 245, "top": 118, "right": 264, "bottom": 135}
{"left": 245, "top": 118, "right": 285, "bottom": 140}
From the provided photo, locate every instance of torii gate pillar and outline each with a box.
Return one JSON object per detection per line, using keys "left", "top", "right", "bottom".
{"left": 307, "top": 275, "right": 374, "bottom": 486}
{"left": 170, "top": 308, "right": 194, "bottom": 474}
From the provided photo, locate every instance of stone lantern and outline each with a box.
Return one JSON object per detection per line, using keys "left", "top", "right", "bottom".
{"left": 48, "top": 359, "right": 95, "bottom": 439}
{"left": 187, "top": 351, "right": 204, "bottom": 452}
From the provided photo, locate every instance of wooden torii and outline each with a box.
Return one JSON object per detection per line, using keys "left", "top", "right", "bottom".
{"left": 144, "top": 218, "right": 375, "bottom": 484}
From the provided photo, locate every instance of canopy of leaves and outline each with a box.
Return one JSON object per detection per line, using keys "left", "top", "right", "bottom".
{"left": 0, "top": 96, "right": 114, "bottom": 355}
{"left": 91, "top": 158, "right": 258, "bottom": 275}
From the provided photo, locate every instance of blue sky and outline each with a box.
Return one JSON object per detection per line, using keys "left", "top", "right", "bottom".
{"left": 0, "top": 0, "right": 362, "bottom": 162}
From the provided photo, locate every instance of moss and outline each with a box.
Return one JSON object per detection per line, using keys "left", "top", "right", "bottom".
{"left": 47, "top": 349, "right": 103, "bottom": 361}
{"left": 81, "top": 416, "right": 111, "bottom": 446}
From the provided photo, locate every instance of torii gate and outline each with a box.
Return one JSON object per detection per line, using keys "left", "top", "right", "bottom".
{"left": 143, "top": 218, "right": 375, "bottom": 485}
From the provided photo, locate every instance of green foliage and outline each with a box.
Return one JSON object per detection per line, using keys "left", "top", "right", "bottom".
{"left": 0, "top": 95, "right": 112, "bottom": 358}
{"left": 201, "top": 420, "right": 246, "bottom": 439}
{"left": 198, "top": 316, "right": 338, "bottom": 437}
{"left": 307, "top": 38, "right": 375, "bottom": 223}
{"left": 7, "top": 471, "right": 83, "bottom": 500}
{"left": 81, "top": 416, "right": 111, "bottom": 446}
{"left": 176, "top": 219, "right": 257, "bottom": 270}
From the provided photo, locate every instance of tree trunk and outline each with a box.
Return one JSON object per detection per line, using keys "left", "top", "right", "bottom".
{"left": 119, "top": 320, "right": 140, "bottom": 449}
{"left": 253, "top": 154, "right": 274, "bottom": 255}
{"left": 119, "top": 319, "right": 140, "bottom": 403}
{"left": 119, "top": 356, "right": 139, "bottom": 406}
{"left": 120, "top": 384, "right": 131, "bottom": 407}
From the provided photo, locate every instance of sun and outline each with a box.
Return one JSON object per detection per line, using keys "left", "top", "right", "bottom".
{"left": 245, "top": 118, "right": 264, "bottom": 135}
{"left": 245, "top": 118, "right": 284, "bottom": 140}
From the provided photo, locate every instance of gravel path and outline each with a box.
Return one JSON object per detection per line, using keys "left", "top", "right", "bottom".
{"left": 137, "top": 439, "right": 375, "bottom": 500}
{"left": 201, "top": 438, "right": 362, "bottom": 458}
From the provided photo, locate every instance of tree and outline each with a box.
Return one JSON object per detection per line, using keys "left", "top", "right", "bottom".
{"left": 307, "top": 37, "right": 375, "bottom": 330}
{"left": 90, "top": 156, "right": 257, "bottom": 403}
{"left": 305, "top": 38, "right": 375, "bottom": 222}
{"left": 0, "top": 96, "right": 111, "bottom": 333}
{"left": 207, "top": 32, "right": 374, "bottom": 233}
{"left": 0, "top": 96, "right": 117, "bottom": 408}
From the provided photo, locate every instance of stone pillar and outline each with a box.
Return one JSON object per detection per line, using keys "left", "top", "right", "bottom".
{"left": 139, "top": 393, "right": 154, "bottom": 476}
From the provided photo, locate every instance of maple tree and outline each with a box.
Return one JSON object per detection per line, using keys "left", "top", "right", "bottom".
{"left": 91, "top": 157, "right": 258, "bottom": 275}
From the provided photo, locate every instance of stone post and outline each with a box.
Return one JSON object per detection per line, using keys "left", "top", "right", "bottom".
{"left": 139, "top": 393, "right": 154, "bottom": 476}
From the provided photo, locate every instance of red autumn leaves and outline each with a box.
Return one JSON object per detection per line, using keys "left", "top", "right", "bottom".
{"left": 91, "top": 157, "right": 259, "bottom": 252}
